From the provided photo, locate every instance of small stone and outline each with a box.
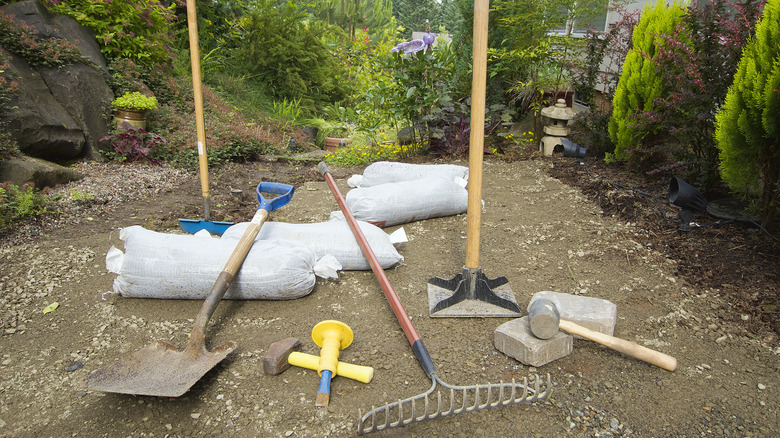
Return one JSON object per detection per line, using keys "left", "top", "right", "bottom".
{"left": 757, "top": 383, "right": 766, "bottom": 390}
{"left": 285, "top": 431, "right": 294, "bottom": 437}
{"left": 65, "top": 361, "right": 83, "bottom": 372}
{"left": 190, "top": 413, "right": 201, "bottom": 419}
{"left": 165, "top": 424, "right": 172, "bottom": 430}
{"left": 716, "top": 336, "right": 727, "bottom": 344}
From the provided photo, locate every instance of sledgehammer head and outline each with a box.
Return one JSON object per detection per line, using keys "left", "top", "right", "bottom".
{"left": 527, "top": 299, "right": 560, "bottom": 340}
{"left": 263, "top": 337, "right": 302, "bottom": 375}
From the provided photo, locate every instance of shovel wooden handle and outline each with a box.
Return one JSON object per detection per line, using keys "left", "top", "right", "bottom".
{"left": 558, "top": 319, "right": 678, "bottom": 372}
{"left": 186, "top": 0, "right": 210, "bottom": 217}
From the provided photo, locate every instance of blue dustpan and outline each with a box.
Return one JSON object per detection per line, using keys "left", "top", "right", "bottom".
{"left": 178, "top": 218, "right": 233, "bottom": 235}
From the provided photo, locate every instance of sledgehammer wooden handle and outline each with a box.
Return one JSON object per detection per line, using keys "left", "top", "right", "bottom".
{"left": 559, "top": 319, "right": 678, "bottom": 371}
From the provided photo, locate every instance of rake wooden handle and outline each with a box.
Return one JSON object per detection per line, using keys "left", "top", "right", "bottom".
{"left": 558, "top": 319, "right": 678, "bottom": 372}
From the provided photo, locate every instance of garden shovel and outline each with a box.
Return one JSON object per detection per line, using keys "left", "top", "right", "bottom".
{"left": 178, "top": 0, "right": 232, "bottom": 235}
{"left": 84, "top": 182, "right": 294, "bottom": 397}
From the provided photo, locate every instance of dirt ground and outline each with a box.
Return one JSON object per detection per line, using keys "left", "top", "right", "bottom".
{"left": 1, "top": 154, "right": 778, "bottom": 437}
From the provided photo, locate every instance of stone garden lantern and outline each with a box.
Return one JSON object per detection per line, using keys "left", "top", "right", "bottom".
{"left": 539, "top": 99, "right": 576, "bottom": 155}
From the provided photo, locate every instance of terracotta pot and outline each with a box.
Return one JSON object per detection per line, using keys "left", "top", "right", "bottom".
{"left": 324, "top": 137, "right": 347, "bottom": 152}
{"left": 114, "top": 108, "right": 148, "bottom": 130}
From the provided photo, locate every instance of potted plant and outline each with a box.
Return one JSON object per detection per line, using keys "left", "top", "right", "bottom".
{"left": 111, "top": 91, "right": 158, "bottom": 130}
{"left": 301, "top": 117, "right": 351, "bottom": 152}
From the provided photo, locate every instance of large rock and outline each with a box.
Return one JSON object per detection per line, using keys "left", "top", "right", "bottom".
{"left": 4, "top": 52, "right": 86, "bottom": 160}
{"left": 0, "top": 0, "right": 113, "bottom": 161}
{"left": 0, "top": 155, "right": 83, "bottom": 188}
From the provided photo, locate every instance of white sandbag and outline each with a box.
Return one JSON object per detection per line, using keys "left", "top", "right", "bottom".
{"left": 342, "top": 177, "right": 468, "bottom": 227}
{"left": 107, "top": 225, "right": 327, "bottom": 300}
{"left": 221, "top": 220, "right": 405, "bottom": 270}
{"left": 356, "top": 161, "right": 469, "bottom": 187}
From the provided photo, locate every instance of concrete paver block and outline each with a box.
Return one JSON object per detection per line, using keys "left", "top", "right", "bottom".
{"left": 494, "top": 316, "right": 573, "bottom": 367}
{"left": 529, "top": 291, "right": 617, "bottom": 336}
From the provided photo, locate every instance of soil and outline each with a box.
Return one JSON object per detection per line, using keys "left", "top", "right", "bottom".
{"left": 1, "top": 154, "right": 778, "bottom": 437}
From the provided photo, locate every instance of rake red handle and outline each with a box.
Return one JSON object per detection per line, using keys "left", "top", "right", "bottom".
{"left": 318, "top": 162, "right": 436, "bottom": 378}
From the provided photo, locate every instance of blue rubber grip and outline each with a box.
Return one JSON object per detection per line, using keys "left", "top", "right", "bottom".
{"left": 256, "top": 182, "right": 294, "bottom": 212}
{"left": 317, "top": 370, "right": 332, "bottom": 395}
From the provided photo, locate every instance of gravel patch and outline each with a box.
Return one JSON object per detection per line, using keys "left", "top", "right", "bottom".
{"left": 4, "top": 161, "right": 191, "bottom": 246}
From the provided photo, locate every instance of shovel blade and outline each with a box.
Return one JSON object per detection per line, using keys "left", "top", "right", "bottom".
{"left": 84, "top": 340, "right": 236, "bottom": 397}
{"left": 178, "top": 219, "right": 234, "bottom": 235}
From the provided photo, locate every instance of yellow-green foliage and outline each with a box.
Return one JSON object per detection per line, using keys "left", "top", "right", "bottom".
{"left": 111, "top": 92, "right": 158, "bottom": 111}
{"left": 714, "top": 0, "right": 780, "bottom": 226}
{"left": 608, "top": 0, "right": 686, "bottom": 161}
{"left": 324, "top": 141, "right": 428, "bottom": 166}
{"left": 0, "top": 182, "right": 54, "bottom": 233}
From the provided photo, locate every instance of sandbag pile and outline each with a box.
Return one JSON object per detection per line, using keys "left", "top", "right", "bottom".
{"left": 348, "top": 161, "right": 469, "bottom": 188}
{"left": 105, "top": 163, "right": 468, "bottom": 300}
{"left": 340, "top": 162, "right": 470, "bottom": 227}
{"left": 106, "top": 226, "right": 339, "bottom": 300}
{"left": 221, "top": 219, "right": 406, "bottom": 270}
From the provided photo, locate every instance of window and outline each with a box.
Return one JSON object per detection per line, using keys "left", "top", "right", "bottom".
{"left": 549, "top": 2, "right": 611, "bottom": 36}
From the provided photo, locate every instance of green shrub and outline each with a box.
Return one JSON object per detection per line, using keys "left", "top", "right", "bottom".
{"left": 627, "top": 0, "right": 763, "bottom": 190}
{"left": 383, "top": 37, "right": 459, "bottom": 142}
{"left": 608, "top": 0, "right": 686, "bottom": 165}
{"left": 44, "top": 0, "right": 177, "bottom": 69}
{"left": 230, "top": 0, "right": 347, "bottom": 109}
{"left": 0, "top": 182, "right": 54, "bottom": 233}
{"left": 715, "top": 0, "right": 780, "bottom": 229}
{"left": 0, "top": 11, "right": 88, "bottom": 67}
{"left": 569, "top": 106, "right": 614, "bottom": 158}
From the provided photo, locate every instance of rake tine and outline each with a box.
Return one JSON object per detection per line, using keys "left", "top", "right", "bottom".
{"left": 356, "top": 374, "right": 552, "bottom": 434}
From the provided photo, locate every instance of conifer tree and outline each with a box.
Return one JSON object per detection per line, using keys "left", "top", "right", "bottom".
{"left": 608, "top": 0, "right": 686, "bottom": 162}
{"left": 715, "top": 0, "right": 780, "bottom": 228}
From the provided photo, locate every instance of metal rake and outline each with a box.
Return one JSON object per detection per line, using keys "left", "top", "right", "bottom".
{"left": 358, "top": 373, "right": 552, "bottom": 434}
{"left": 318, "top": 162, "right": 553, "bottom": 434}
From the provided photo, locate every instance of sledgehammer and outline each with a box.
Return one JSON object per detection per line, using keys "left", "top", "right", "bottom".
{"left": 528, "top": 299, "right": 678, "bottom": 371}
